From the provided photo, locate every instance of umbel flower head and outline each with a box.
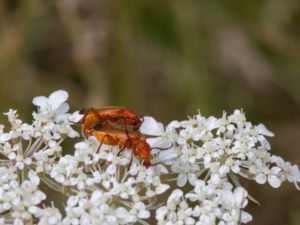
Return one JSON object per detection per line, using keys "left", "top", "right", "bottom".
{"left": 0, "top": 89, "right": 299, "bottom": 225}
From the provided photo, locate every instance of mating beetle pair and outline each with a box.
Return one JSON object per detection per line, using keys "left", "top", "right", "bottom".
{"left": 80, "top": 107, "right": 152, "bottom": 167}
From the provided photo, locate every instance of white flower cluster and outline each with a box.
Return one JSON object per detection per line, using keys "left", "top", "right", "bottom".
{"left": 50, "top": 139, "right": 170, "bottom": 224}
{"left": 0, "top": 167, "right": 46, "bottom": 225}
{"left": 156, "top": 181, "right": 251, "bottom": 225}
{"left": 0, "top": 90, "right": 170, "bottom": 225}
{"left": 0, "top": 90, "right": 80, "bottom": 225}
{"left": 141, "top": 110, "right": 300, "bottom": 224}
{"left": 0, "top": 90, "right": 299, "bottom": 225}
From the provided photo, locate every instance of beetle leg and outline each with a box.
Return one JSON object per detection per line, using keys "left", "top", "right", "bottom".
{"left": 96, "top": 133, "right": 114, "bottom": 153}
{"left": 150, "top": 144, "right": 175, "bottom": 167}
{"left": 117, "top": 129, "right": 130, "bottom": 156}
{"left": 127, "top": 150, "right": 134, "bottom": 170}
{"left": 152, "top": 144, "right": 173, "bottom": 151}
{"left": 117, "top": 147, "right": 125, "bottom": 156}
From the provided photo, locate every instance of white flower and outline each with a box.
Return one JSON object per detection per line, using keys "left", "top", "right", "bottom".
{"left": 255, "top": 166, "right": 282, "bottom": 188}
{"left": 33, "top": 90, "right": 69, "bottom": 116}
{"left": 287, "top": 165, "right": 300, "bottom": 189}
{"left": 50, "top": 155, "right": 89, "bottom": 189}
{"left": 272, "top": 156, "right": 300, "bottom": 190}
{"left": 185, "top": 180, "right": 211, "bottom": 202}
{"left": 3, "top": 109, "right": 22, "bottom": 130}
{"left": 171, "top": 159, "right": 199, "bottom": 187}
{"left": 30, "top": 205, "right": 63, "bottom": 225}
{"left": 133, "top": 202, "right": 150, "bottom": 219}
{"left": 167, "top": 189, "right": 183, "bottom": 207}
{"left": 220, "top": 187, "right": 252, "bottom": 224}
{"left": 115, "top": 207, "right": 136, "bottom": 223}
{"left": 255, "top": 123, "right": 274, "bottom": 137}
{"left": 221, "top": 187, "right": 248, "bottom": 209}
{"left": 31, "top": 90, "right": 79, "bottom": 140}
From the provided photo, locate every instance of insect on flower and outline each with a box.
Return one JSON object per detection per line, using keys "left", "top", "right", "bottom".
{"left": 80, "top": 107, "right": 171, "bottom": 167}
{"left": 80, "top": 107, "right": 143, "bottom": 135}
{"left": 91, "top": 124, "right": 152, "bottom": 167}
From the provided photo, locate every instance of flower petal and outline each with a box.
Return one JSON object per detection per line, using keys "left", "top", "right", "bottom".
{"left": 140, "top": 116, "right": 164, "bottom": 135}
{"left": 268, "top": 175, "right": 281, "bottom": 188}
{"left": 234, "top": 187, "right": 247, "bottom": 207}
{"left": 255, "top": 173, "right": 267, "bottom": 184}
{"left": 255, "top": 123, "right": 274, "bottom": 137}
{"left": 158, "top": 149, "right": 178, "bottom": 164}
{"left": 48, "top": 90, "right": 69, "bottom": 111}
{"left": 155, "top": 184, "right": 170, "bottom": 194}
{"left": 32, "top": 96, "right": 48, "bottom": 108}
{"left": 177, "top": 173, "right": 187, "bottom": 187}
{"left": 167, "top": 189, "right": 183, "bottom": 204}
{"left": 156, "top": 206, "right": 168, "bottom": 221}
{"left": 221, "top": 190, "right": 235, "bottom": 208}
{"left": 69, "top": 111, "right": 84, "bottom": 123}
{"left": 241, "top": 211, "right": 253, "bottom": 223}
{"left": 166, "top": 120, "right": 180, "bottom": 130}
{"left": 115, "top": 207, "right": 129, "bottom": 219}
{"left": 55, "top": 103, "right": 70, "bottom": 115}
{"left": 138, "top": 210, "right": 150, "bottom": 219}
{"left": 287, "top": 165, "right": 300, "bottom": 183}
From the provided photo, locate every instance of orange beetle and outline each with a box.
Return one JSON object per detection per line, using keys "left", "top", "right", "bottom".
{"left": 90, "top": 125, "right": 151, "bottom": 167}
{"left": 80, "top": 107, "right": 143, "bottom": 135}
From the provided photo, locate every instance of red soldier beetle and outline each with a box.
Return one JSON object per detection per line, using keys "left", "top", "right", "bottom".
{"left": 90, "top": 124, "right": 151, "bottom": 167}
{"left": 79, "top": 107, "right": 143, "bottom": 135}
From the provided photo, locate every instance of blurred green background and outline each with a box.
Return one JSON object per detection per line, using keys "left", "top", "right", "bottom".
{"left": 1, "top": 0, "right": 300, "bottom": 224}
